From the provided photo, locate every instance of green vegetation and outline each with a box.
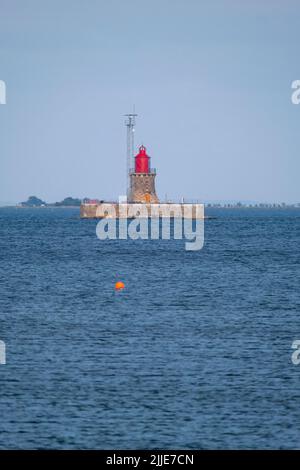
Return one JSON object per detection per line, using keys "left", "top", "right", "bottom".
{"left": 54, "top": 197, "right": 82, "bottom": 207}
{"left": 21, "top": 196, "right": 46, "bottom": 207}
{"left": 20, "top": 196, "right": 83, "bottom": 207}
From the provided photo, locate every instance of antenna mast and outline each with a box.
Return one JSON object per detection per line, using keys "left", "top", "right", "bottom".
{"left": 124, "top": 111, "right": 137, "bottom": 199}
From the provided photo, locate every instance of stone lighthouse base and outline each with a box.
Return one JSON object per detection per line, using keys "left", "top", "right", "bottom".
{"left": 129, "top": 172, "right": 159, "bottom": 204}
{"left": 80, "top": 202, "right": 204, "bottom": 219}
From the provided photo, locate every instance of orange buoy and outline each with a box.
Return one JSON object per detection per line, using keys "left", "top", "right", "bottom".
{"left": 115, "top": 281, "right": 125, "bottom": 290}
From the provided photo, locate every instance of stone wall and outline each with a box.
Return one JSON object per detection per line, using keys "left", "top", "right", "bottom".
{"left": 129, "top": 173, "right": 159, "bottom": 203}
{"left": 80, "top": 203, "right": 204, "bottom": 219}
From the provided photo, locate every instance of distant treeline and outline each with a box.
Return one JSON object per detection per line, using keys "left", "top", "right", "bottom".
{"left": 19, "top": 196, "right": 300, "bottom": 209}
{"left": 19, "top": 196, "right": 92, "bottom": 207}
{"left": 205, "top": 202, "right": 300, "bottom": 208}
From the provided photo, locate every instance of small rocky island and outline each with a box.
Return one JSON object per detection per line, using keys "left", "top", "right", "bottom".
{"left": 19, "top": 196, "right": 85, "bottom": 207}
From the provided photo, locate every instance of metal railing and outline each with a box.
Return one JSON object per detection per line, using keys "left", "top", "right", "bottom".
{"left": 129, "top": 168, "right": 156, "bottom": 175}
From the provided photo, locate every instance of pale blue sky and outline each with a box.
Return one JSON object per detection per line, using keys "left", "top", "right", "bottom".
{"left": 0, "top": 0, "right": 299, "bottom": 203}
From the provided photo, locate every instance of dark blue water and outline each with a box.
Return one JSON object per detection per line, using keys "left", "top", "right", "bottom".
{"left": 0, "top": 207, "right": 300, "bottom": 449}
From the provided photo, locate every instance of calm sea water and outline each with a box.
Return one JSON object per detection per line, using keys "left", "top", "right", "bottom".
{"left": 0, "top": 207, "right": 300, "bottom": 449}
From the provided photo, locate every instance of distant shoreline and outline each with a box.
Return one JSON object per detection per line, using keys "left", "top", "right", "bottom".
{"left": 0, "top": 205, "right": 81, "bottom": 209}
{"left": 1, "top": 204, "right": 300, "bottom": 210}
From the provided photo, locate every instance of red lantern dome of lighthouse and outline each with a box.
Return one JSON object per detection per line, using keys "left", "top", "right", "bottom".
{"left": 135, "top": 145, "right": 150, "bottom": 174}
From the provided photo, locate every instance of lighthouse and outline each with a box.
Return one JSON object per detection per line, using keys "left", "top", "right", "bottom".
{"left": 80, "top": 113, "right": 204, "bottom": 221}
{"left": 129, "top": 145, "right": 159, "bottom": 203}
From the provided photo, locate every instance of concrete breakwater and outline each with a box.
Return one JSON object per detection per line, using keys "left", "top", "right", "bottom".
{"left": 80, "top": 202, "right": 204, "bottom": 219}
